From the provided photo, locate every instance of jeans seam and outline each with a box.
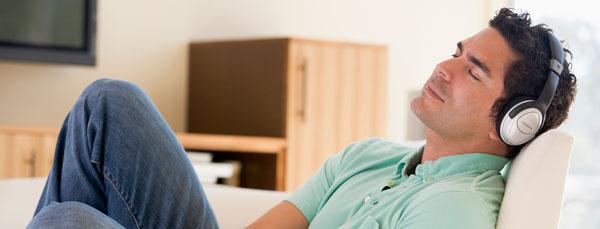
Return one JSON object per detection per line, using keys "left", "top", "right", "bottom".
{"left": 104, "top": 172, "right": 142, "bottom": 229}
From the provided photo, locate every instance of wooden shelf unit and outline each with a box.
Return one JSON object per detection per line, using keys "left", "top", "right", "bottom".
{"left": 178, "top": 133, "right": 286, "bottom": 191}
{"left": 0, "top": 127, "right": 287, "bottom": 191}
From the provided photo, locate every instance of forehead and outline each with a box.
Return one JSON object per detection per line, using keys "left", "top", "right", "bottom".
{"left": 461, "top": 27, "right": 517, "bottom": 80}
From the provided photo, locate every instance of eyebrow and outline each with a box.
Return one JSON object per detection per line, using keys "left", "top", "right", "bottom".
{"left": 457, "top": 42, "right": 491, "bottom": 75}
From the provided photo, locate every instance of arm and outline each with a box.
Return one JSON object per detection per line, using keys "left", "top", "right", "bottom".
{"left": 247, "top": 201, "right": 308, "bottom": 229}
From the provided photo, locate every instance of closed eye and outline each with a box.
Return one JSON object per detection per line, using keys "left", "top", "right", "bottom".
{"left": 468, "top": 69, "right": 481, "bottom": 81}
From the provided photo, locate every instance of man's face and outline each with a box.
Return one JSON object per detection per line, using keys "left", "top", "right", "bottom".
{"left": 411, "top": 27, "right": 517, "bottom": 142}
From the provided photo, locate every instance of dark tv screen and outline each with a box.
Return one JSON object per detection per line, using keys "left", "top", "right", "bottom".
{"left": 0, "top": 0, "right": 96, "bottom": 65}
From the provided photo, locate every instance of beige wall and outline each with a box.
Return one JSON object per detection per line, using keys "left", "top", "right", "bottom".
{"left": 0, "top": 0, "right": 193, "bottom": 131}
{"left": 0, "top": 0, "right": 503, "bottom": 139}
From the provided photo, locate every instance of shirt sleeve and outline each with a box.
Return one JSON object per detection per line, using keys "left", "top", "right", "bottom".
{"left": 396, "top": 191, "right": 498, "bottom": 229}
{"left": 285, "top": 139, "right": 377, "bottom": 222}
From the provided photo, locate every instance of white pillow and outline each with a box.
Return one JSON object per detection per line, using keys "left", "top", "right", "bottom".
{"left": 496, "top": 129, "right": 574, "bottom": 229}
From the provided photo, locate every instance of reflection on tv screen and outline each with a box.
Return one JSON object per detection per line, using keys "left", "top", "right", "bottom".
{"left": 0, "top": 0, "right": 86, "bottom": 50}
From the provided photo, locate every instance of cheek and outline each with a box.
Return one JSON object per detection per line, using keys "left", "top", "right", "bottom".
{"left": 453, "top": 88, "right": 496, "bottom": 113}
{"left": 473, "top": 98, "right": 498, "bottom": 120}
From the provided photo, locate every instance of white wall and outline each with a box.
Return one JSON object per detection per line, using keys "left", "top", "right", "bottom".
{"left": 0, "top": 0, "right": 501, "bottom": 139}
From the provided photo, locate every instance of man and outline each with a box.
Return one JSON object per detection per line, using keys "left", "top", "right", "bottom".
{"left": 28, "top": 8, "right": 576, "bottom": 229}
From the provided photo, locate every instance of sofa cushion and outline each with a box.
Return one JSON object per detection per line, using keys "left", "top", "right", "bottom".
{"left": 0, "top": 178, "right": 287, "bottom": 228}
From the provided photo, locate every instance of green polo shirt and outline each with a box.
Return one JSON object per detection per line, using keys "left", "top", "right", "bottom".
{"left": 287, "top": 138, "right": 509, "bottom": 228}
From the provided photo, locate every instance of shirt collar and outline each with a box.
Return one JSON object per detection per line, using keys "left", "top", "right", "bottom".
{"left": 393, "top": 146, "right": 509, "bottom": 179}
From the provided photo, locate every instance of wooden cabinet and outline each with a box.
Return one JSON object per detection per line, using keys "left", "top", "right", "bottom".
{"left": 0, "top": 127, "right": 287, "bottom": 189}
{"left": 189, "top": 38, "right": 387, "bottom": 190}
{"left": 0, "top": 128, "right": 57, "bottom": 179}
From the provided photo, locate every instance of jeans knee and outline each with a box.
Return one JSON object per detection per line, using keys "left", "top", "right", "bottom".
{"left": 86, "top": 78, "right": 143, "bottom": 97}
{"left": 81, "top": 79, "right": 148, "bottom": 105}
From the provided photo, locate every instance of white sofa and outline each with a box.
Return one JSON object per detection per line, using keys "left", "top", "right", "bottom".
{"left": 0, "top": 179, "right": 287, "bottom": 228}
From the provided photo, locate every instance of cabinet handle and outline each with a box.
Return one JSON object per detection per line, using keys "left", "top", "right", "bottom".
{"left": 27, "top": 150, "right": 36, "bottom": 177}
{"left": 297, "top": 58, "right": 308, "bottom": 122}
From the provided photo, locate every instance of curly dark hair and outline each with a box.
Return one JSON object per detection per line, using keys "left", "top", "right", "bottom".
{"left": 489, "top": 8, "right": 577, "bottom": 157}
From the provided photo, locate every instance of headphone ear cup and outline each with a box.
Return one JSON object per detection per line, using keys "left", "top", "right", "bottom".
{"left": 497, "top": 97, "right": 541, "bottom": 146}
{"left": 496, "top": 97, "right": 532, "bottom": 136}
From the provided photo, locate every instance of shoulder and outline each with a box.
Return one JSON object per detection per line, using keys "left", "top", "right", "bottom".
{"left": 401, "top": 172, "right": 505, "bottom": 228}
{"left": 427, "top": 171, "right": 506, "bottom": 211}
{"left": 469, "top": 170, "right": 506, "bottom": 211}
{"left": 471, "top": 170, "right": 506, "bottom": 193}
{"left": 398, "top": 191, "right": 499, "bottom": 229}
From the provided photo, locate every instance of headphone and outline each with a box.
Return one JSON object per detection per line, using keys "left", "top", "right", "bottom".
{"left": 496, "top": 31, "right": 564, "bottom": 146}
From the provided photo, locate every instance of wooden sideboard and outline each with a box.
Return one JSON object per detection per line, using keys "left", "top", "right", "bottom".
{"left": 189, "top": 38, "right": 388, "bottom": 190}
{"left": 0, "top": 127, "right": 286, "bottom": 190}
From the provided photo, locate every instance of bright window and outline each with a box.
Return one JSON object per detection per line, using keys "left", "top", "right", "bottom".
{"left": 511, "top": 1, "right": 600, "bottom": 228}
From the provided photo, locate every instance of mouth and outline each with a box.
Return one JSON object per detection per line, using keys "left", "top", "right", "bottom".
{"left": 424, "top": 82, "right": 445, "bottom": 102}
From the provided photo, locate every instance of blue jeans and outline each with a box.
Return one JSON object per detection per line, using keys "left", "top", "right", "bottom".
{"left": 27, "top": 79, "right": 219, "bottom": 228}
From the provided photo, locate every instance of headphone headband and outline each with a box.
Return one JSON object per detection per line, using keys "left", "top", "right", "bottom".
{"left": 537, "top": 33, "right": 564, "bottom": 111}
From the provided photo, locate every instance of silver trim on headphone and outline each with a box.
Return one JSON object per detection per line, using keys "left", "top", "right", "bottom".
{"left": 499, "top": 100, "right": 543, "bottom": 145}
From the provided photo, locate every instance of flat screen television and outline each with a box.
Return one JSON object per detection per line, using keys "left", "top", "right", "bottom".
{"left": 0, "top": 0, "right": 96, "bottom": 66}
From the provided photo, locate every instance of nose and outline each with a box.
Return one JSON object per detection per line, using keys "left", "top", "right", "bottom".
{"left": 439, "top": 69, "right": 452, "bottom": 82}
{"left": 436, "top": 60, "right": 454, "bottom": 82}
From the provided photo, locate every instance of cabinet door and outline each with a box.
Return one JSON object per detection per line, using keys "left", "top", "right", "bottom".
{"left": 342, "top": 45, "right": 387, "bottom": 142}
{"left": 188, "top": 39, "right": 288, "bottom": 137}
{"left": 286, "top": 40, "right": 387, "bottom": 190}
{"left": 0, "top": 133, "right": 37, "bottom": 178}
{"left": 34, "top": 134, "right": 57, "bottom": 177}
{"left": 286, "top": 41, "right": 341, "bottom": 190}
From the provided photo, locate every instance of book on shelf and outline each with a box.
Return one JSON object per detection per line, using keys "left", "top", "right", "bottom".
{"left": 187, "top": 151, "right": 213, "bottom": 163}
{"left": 186, "top": 151, "right": 241, "bottom": 186}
